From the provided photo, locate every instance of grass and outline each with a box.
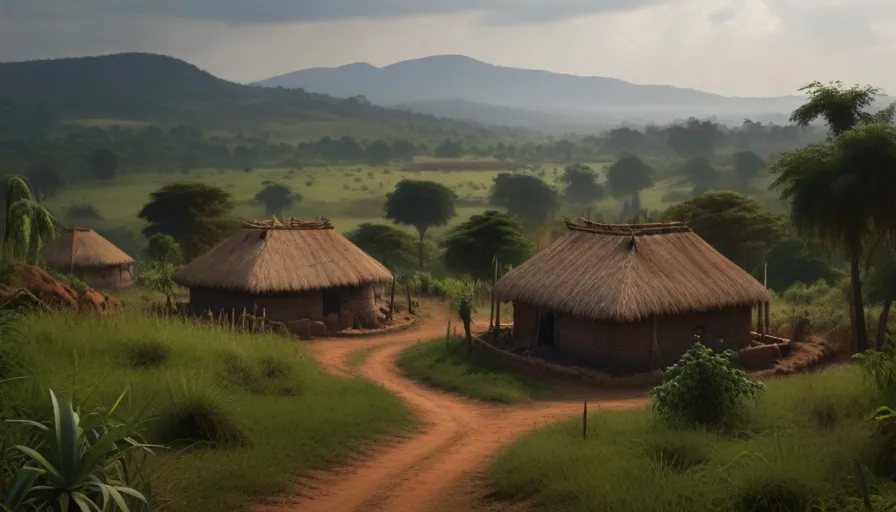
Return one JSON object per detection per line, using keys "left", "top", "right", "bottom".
{"left": 2, "top": 311, "right": 416, "bottom": 512}
{"left": 396, "top": 337, "right": 554, "bottom": 403}
{"left": 486, "top": 366, "right": 895, "bottom": 511}
{"left": 346, "top": 345, "right": 384, "bottom": 370}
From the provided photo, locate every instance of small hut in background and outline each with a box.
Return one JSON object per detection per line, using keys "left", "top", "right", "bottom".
{"left": 493, "top": 220, "right": 771, "bottom": 373}
{"left": 41, "top": 227, "right": 136, "bottom": 289}
{"left": 173, "top": 217, "right": 393, "bottom": 332}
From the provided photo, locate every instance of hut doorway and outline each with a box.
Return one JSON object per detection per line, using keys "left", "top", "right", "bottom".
{"left": 322, "top": 290, "right": 341, "bottom": 318}
{"left": 537, "top": 311, "right": 555, "bottom": 346}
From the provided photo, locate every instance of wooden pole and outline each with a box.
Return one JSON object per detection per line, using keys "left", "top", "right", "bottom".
{"left": 494, "top": 300, "right": 502, "bottom": 343}
{"left": 583, "top": 400, "right": 588, "bottom": 440}
{"left": 489, "top": 255, "right": 497, "bottom": 331}
{"left": 764, "top": 301, "right": 770, "bottom": 339}
{"left": 388, "top": 277, "right": 396, "bottom": 322}
{"left": 756, "top": 303, "right": 762, "bottom": 341}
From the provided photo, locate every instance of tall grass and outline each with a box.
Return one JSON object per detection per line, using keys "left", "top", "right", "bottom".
{"left": 488, "top": 366, "right": 893, "bottom": 511}
{"left": 1, "top": 311, "right": 415, "bottom": 511}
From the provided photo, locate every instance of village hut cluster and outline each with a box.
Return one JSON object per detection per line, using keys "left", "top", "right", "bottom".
{"left": 493, "top": 220, "right": 771, "bottom": 373}
{"left": 41, "top": 227, "right": 137, "bottom": 289}
{"left": 173, "top": 217, "right": 393, "bottom": 334}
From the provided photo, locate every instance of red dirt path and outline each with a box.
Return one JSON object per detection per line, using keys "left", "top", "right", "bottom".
{"left": 255, "top": 307, "right": 649, "bottom": 512}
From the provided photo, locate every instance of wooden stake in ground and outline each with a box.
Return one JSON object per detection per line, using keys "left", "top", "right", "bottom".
{"left": 583, "top": 400, "right": 588, "bottom": 440}
{"left": 489, "top": 255, "right": 498, "bottom": 331}
{"left": 389, "top": 276, "right": 396, "bottom": 322}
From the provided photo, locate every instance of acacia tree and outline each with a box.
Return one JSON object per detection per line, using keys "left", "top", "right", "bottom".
{"left": 489, "top": 173, "right": 558, "bottom": 232}
{"left": 440, "top": 210, "right": 534, "bottom": 280}
{"left": 772, "top": 123, "right": 896, "bottom": 353}
{"left": 606, "top": 155, "right": 654, "bottom": 219}
{"left": 2, "top": 176, "right": 56, "bottom": 263}
{"left": 384, "top": 180, "right": 456, "bottom": 268}
{"left": 138, "top": 182, "right": 236, "bottom": 261}
{"left": 560, "top": 164, "right": 604, "bottom": 204}
{"left": 253, "top": 183, "right": 302, "bottom": 217}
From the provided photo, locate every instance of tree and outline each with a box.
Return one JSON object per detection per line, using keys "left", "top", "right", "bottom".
{"left": 560, "top": 164, "right": 605, "bottom": 204}
{"left": 434, "top": 140, "right": 462, "bottom": 158}
{"left": 772, "top": 123, "right": 896, "bottom": 353}
{"left": 138, "top": 182, "right": 236, "bottom": 261}
{"left": 865, "top": 256, "right": 896, "bottom": 348}
{"left": 26, "top": 164, "right": 64, "bottom": 201}
{"left": 384, "top": 180, "right": 456, "bottom": 268}
{"left": 391, "top": 139, "right": 417, "bottom": 161}
{"left": 146, "top": 233, "right": 183, "bottom": 264}
{"left": 365, "top": 140, "right": 392, "bottom": 165}
{"left": 663, "top": 118, "right": 725, "bottom": 159}
{"left": 662, "top": 191, "right": 785, "bottom": 270}
{"left": 606, "top": 155, "right": 654, "bottom": 219}
{"left": 681, "top": 157, "right": 718, "bottom": 196}
{"left": 790, "top": 81, "right": 895, "bottom": 137}
{"left": 84, "top": 149, "right": 118, "bottom": 180}
{"left": 2, "top": 176, "right": 56, "bottom": 263}
{"left": 732, "top": 150, "right": 765, "bottom": 191}
{"left": 441, "top": 211, "right": 534, "bottom": 280}
{"left": 253, "top": 183, "right": 301, "bottom": 217}
{"left": 489, "top": 173, "right": 558, "bottom": 232}
{"left": 347, "top": 223, "right": 418, "bottom": 269}
{"left": 764, "top": 236, "right": 833, "bottom": 292}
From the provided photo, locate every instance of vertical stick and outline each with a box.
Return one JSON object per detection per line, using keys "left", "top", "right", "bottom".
{"left": 583, "top": 400, "right": 588, "bottom": 440}
{"left": 389, "top": 277, "right": 396, "bottom": 322}
{"left": 756, "top": 303, "right": 763, "bottom": 340}
{"left": 446, "top": 320, "right": 452, "bottom": 348}
{"left": 494, "top": 300, "right": 501, "bottom": 343}
{"left": 489, "top": 255, "right": 497, "bottom": 331}
{"left": 764, "top": 301, "right": 770, "bottom": 339}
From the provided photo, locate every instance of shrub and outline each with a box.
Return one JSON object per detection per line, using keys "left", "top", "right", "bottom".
{"left": 651, "top": 343, "right": 765, "bottom": 428}
{"left": 854, "top": 342, "right": 896, "bottom": 398}
{"left": 123, "top": 338, "right": 170, "bottom": 369}
{"left": 155, "top": 384, "right": 246, "bottom": 448}
{"left": 46, "top": 269, "right": 89, "bottom": 293}
{"left": 259, "top": 356, "right": 291, "bottom": 380}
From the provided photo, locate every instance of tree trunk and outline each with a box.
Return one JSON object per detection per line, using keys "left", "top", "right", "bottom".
{"left": 417, "top": 229, "right": 426, "bottom": 268}
{"left": 388, "top": 277, "right": 396, "bottom": 322}
{"left": 849, "top": 248, "right": 869, "bottom": 353}
{"left": 631, "top": 191, "right": 642, "bottom": 223}
{"left": 877, "top": 299, "right": 892, "bottom": 350}
{"left": 404, "top": 284, "right": 414, "bottom": 315}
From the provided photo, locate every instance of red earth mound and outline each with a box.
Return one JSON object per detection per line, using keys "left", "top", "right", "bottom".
{"left": 0, "top": 264, "right": 122, "bottom": 315}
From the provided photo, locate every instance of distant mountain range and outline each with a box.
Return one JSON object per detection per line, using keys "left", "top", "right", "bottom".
{"left": 254, "top": 55, "right": 810, "bottom": 128}
{"left": 0, "top": 53, "right": 518, "bottom": 140}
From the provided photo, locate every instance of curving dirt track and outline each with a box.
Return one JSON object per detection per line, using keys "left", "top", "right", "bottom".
{"left": 257, "top": 308, "right": 649, "bottom": 512}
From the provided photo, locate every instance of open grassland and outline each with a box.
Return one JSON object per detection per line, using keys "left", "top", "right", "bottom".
{"left": 2, "top": 312, "right": 415, "bottom": 512}
{"left": 396, "top": 337, "right": 557, "bottom": 403}
{"left": 43, "top": 162, "right": 781, "bottom": 244}
{"left": 487, "top": 366, "right": 893, "bottom": 512}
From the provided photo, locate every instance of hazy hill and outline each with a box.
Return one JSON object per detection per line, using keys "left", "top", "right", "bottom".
{"left": 0, "top": 53, "right": 520, "bottom": 140}
{"left": 255, "top": 55, "right": 809, "bottom": 122}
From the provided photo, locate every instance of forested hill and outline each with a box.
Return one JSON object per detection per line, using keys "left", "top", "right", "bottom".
{"left": 0, "top": 53, "right": 519, "bottom": 140}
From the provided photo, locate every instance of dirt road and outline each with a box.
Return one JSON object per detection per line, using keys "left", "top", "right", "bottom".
{"left": 259, "top": 308, "right": 648, "bottom": 512}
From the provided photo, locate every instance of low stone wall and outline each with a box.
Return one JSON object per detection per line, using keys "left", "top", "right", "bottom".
{"left": 470, "top": 335, "right": 663, "bottom": 389}
{"left": 330, "top": 316, "right": 419, "bottom": 339}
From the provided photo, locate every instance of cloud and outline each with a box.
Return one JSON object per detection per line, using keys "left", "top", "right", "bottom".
{"left": 4, "top": 0, "right": 677, "bottom": 25}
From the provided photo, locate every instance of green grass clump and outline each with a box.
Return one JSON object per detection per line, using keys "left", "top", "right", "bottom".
{"left": 396, "top": 337, "right": 552, "bottom": 403}
{"left": 2, "top": 311, "right": 415, "bottom": 512}
{"left": 488, "top": 366, "right": 895, "bottom": 511}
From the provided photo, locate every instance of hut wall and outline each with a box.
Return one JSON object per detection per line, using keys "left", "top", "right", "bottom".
{"left": 188, "top": 288, "right": 257, "bottom": 318}
{"left": 75, "top": 265, "right": 135, "bottom": 289}
{"left": 336, "top": 285, "right": 380, "bottom": 330}
{"left": 511, "top": 302, "right": 752, "bottom": 373}
{"left": 253, "top": 292, "right": 323, "bottom": 324}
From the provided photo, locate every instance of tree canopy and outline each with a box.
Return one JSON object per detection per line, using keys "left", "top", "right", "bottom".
{"left": 662, "top": 191, "right": 785, "bottom": 271}
{"left": 384, "top": 179, "right": 456, "bottom": 267}
{"left": 681, "top": 157, "right": 718, "bottom": 196}
{"left": 440, "top": 210, "right": 534, "bottom": 280}
{"left": 560, "top": 164, "right": 605, "bottom": 204}
{"left": 146, "top": 233, "right": 183, "bottom": 264}
{"left": 138, "top": 182, "right": 236, "bottom": 261}
{"left": 606, "top": 155, "right": 654, "bottom": 199}
{"left": 253, "top": 182, "right": 301, "bottom": 217}
{"left": 489, "top": 173, "right": 559, "bottom": 231}
{"left": 347, "top": 223, "right": 419, "bottom": 270}
{"left": 84, "top": 148, "right": 118, "bottom": 180}
{"left": 731, "top": 150, "right": 765, "bottom": 190}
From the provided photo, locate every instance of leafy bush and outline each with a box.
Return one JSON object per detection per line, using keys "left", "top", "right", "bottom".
{"left": 854, "top": 342, "right": 896, "bottom": 398}
{"left": 0, "top": 389, "right": 156, "bottom": 511}
{"left": 122, "top": 338, "right": 170, "bottom": 369}
{"left": 651, "top": 343, "right": 765, "bottom": 427}
{"left": 155, "top": 381, "right": 245, "bottom": 448}
{"left": 46, "top": 269, "right": 89, "bottom": 293}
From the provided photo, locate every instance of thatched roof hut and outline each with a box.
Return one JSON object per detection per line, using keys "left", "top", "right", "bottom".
{"left": 494, "top": 220, "right": 771, "bottom": 373}
{"left": 41, "top": 227, "right": 136, "bottom": 289}
{"left": 174, "top": 217, "right": 393, "bottom": 331}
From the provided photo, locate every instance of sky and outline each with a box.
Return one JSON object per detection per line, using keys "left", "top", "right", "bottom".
{"left": 1, "top": 0, "right": 895, "bottom": 97}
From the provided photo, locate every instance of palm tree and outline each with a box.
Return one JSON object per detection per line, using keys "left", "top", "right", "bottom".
{"left": 772, "top": 124, "right": 896, "bottom": 353}
{"left": 2, "top": 176, "right": 57, "bottom": 264}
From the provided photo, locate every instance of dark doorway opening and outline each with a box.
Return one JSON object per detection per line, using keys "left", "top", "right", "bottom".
{"left": 322, "top": 290, "right": 341, "bottom": 318}
{"left": 537, "top": 311, "right": 555, "bottom": 346}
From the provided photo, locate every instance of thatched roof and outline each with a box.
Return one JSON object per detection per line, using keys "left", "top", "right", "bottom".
{"left": 41, "top": 227, "right": 135, "bottom": 269}
{"left": 173, "top": 217, "right": 392, "bottom": 293}
{"left": 493, "top": 220, "right": 771, "bottom": 322}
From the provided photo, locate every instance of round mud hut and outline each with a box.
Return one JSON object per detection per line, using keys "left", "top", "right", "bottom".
{"left": 173, "top": 217, "right": 393, "bottom": 333}
{"left": 40, "top": 227, "right": 136, "bottom": 289}
{"left": 493, "top": 220, "right": 772, "bottom": 374}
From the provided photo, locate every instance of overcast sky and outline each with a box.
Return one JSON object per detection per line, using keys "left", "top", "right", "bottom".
{"left": 1, "top": 0, "right": 894, "bottom": 97}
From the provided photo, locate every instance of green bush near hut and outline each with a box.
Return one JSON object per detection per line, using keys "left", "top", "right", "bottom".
{"left": 0, "top": 311, "right": 416, "bottom": 512}
{"left": 487, "top": 366, "right": 896, "bottom": 511}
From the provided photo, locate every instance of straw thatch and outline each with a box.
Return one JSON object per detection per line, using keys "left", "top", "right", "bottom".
{"left": 41, "top": 228, "right": 135, "bottom": 269}
{"left": 494, "top": 219, "right": 771, "bottom": 322}
{"left": 173, "top": 217, "right": 392, "bottom": 293}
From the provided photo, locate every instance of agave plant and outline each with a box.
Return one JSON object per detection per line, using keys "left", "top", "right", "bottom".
{"left": 1, "top": 388, "right": 159, "bottom": 511}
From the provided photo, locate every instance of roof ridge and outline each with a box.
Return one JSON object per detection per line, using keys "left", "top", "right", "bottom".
{"left": 565, "top": 219, "right": 691, "bottom": 236}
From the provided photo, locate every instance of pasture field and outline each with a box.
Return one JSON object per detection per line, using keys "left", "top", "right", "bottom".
{"left": 487, "top": 366, "right": 892, "bottom": 512}
{"left": 43, "top": 161, "right": 776, "bottom": 244}
{"left": 2, "top": 312, "right": 416, "bottom": 512}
